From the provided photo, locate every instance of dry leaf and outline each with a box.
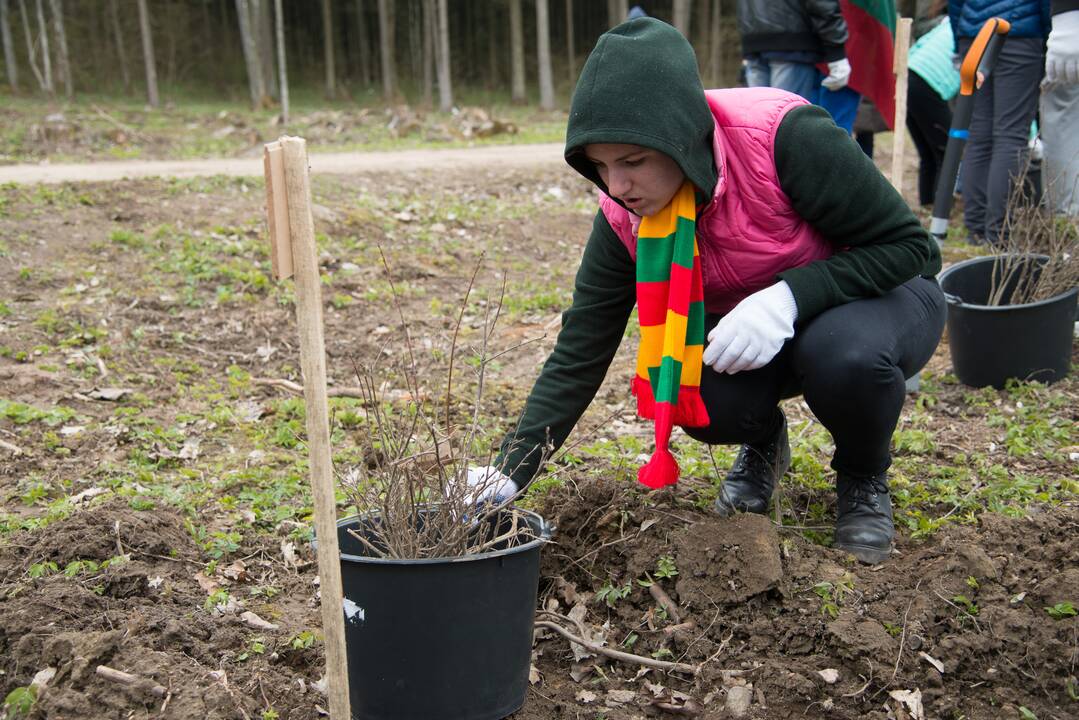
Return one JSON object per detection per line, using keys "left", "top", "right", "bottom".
{"left": 555, "top": 576, "right": 578, "bottom": 605}
{"left": 640, "top": 518, "right": 658, "bottom": 532}
{"left": 194, "top": 571, "right": 219, "bottom": 594}
{"left": 222, "top": 560, "right": 248, "bottom": 582}
{"left": 30, "top": 667, "right": 56, "bottom": 691}
{"left": 575, "top": 689, "right": 597, "bottom": 704}
{"left": 528, "top": 664, "right": 542, "bottom": 686}
{"left": 281, "top": 540, "right": 298, "bottom": 570}
{"left": 178, "top": 437, "right": 201, "bottom": 460}
{"left": 605, "top": 689, "right": 637, "bottom": 706}
{"left": 569, "top": 663, "right": 594, "bottom": 683}
{"left": 889, "top": 689, "right": 925, "bottom": 720}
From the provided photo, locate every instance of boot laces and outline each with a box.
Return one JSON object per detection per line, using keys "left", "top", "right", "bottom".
{"left": 841, "top": 476, "right": 888, "bottom": 509}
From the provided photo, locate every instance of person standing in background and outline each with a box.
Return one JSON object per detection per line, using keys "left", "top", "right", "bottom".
{"left": 949, "top": 0, "right": 1051, "bottom": 245}
{"left": 736, "top": 0, "right": 856, "bottom": 127}
{"left": 907, "top": 9, "right": 960, "bottom": 206}
{"left": 1041, "top": 0, "right": 1079, "bottom": 215}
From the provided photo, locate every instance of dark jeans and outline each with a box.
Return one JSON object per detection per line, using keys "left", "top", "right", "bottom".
{"left": 957, "top": 36, "right": 1045, "bottom": 244}
{"left": 684, "top": 277, "right": 946, "bottom": 479}
{"left": 907, "top": 72, "right": 952, "bottom": 207}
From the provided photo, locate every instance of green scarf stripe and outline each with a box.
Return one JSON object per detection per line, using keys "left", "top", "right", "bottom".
{"left": 672, "top": 217, "right": 696, "bottom": 269}
{"left": 686, "top": 302, "right": 706, "bottom": 345}
{"left": 635, "top": 235, "right": 677, "bottom": 282}
{"left": 648, "top": 357, "right": 683, "bottom": 404}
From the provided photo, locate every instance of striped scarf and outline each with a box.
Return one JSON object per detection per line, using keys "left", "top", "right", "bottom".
{"left": 631, "top": 180, "right": 710, "bottom": 489}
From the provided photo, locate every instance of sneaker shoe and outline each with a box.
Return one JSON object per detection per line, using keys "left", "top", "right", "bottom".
{"left": 834, "top": 472, "right": 894, "bottom": 564}
{"left": 714, "top": 411, "right": 790, "bottom": 517}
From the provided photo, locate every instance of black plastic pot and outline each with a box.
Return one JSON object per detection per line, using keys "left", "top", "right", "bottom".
{"left": 938, "top": 255, "right": 1076, "bottom": 388}
{"left": 332, "top": 508, "right": 551, "bottom": 720}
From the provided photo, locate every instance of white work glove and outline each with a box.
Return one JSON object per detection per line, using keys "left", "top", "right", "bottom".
{"left": 1046, "top": 11, "right": 1079, "bottom": 84}
{"left": 702, "top": 281, "right": 798, "bottom": 374}
{"left": 821, "top": 58, "right": 852, "bottom": 91}
{"left": 464, "top": 465, "right": 519, "bottom": 505}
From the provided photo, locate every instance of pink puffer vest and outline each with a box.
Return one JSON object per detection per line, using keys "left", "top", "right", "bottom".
{"left": 600, "top": 87, "right": 834, "bottom": 314}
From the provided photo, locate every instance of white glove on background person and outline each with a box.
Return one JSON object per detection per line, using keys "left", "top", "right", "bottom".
{"left": 464, "top": 465, "right": 519, "bottom": 504}
{"left": 702, "top": 281, "right": 798, "bottom": 374}
{"left": 821, "top": 58, "right": 852, "bottom": 91}
{"left": 1046, "top": 11, "right": 1079, "bottom": 84}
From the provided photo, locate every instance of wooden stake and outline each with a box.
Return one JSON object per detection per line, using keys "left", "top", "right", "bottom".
{"left": 890, "top": 16, "right": 913, "bottom": 197}
{"left": 263, "top": 136, "right": 351, "bottom": 720}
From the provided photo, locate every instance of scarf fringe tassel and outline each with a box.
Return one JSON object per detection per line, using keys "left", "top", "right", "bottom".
{"left": 632, "top": 377, "right": 710, "bottom": 489}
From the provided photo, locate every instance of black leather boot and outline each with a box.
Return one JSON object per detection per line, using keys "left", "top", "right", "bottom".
{"left": 834, "top": 472, "right": 894, "bottom": 564}
{"left": 714, "top": 411, "right": 790, "bottom": 517}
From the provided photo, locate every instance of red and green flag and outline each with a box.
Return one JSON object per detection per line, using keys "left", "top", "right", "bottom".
{"left": 631, "top": 180, "right": 710, "bottom": 490}
{"left": 837, "top": 0, "right": 898, "bottom": 128}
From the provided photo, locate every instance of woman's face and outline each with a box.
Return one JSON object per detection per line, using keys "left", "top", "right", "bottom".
{"left": 583, "top": 143, "right": 686, "bottom": 217}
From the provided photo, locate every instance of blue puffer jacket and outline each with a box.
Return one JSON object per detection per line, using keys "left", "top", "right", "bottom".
{"left": 948, "top": 0, "right": 1051, "bottom": 38}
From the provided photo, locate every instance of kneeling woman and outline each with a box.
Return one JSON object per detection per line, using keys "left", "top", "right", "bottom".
{"left": 479, "top": 18, "right": 945, "bottom": 565}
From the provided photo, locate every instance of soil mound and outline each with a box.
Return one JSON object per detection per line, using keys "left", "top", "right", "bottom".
{"left": 527, "top": 481, "right": 1079, "bottom": 720}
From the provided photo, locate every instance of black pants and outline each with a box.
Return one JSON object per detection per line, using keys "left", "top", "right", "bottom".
{"left": 906, "top": 72, "right": 952, "bottom": 207}
{"left": 684, "top": 277, "right": 946, "bottom": 479}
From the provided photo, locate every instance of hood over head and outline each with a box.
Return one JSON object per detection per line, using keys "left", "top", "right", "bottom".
{"left": 565, "top": 17, "right": 717, "bottom": 205}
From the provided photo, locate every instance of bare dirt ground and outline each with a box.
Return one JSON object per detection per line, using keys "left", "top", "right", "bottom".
{"left": 0, "top": 158, "right": 1076, "bottom": 720}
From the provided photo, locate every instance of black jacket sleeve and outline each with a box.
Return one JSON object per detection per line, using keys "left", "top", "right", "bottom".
{"left": 805, "top": 0, "right": 850, "bottom": 60}
{"left": 496, "top": 211, "right": 636, "bottom": 487}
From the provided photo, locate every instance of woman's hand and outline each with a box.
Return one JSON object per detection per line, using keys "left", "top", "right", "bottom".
{"left": 702, "top": 281, "right": 798, "bottom": 374}
{"left": 464, "top": 465, "right": 519, "bottom": 505}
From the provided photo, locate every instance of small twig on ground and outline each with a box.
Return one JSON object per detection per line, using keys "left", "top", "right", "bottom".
{"left": 533, "top": 620, "right": 700, "bottom": 676}
{"left": 648, "top": 583, "right": 684, "bottom": 625}
{"left": 89, "top": 103, "right": 152, "bottom": 142}
{"left": 843, "top": 659, "right": 874, "bottom": 697}
{"left": 95, "top": 665, "right": 168, "bottom": 698}
{"left": 0, "top": 439, "right": 23, "bottom": 455}
{"left": 113, "top": 520, "right": 124, "bottom": 558}
{"left": 252, "top": 376, "right": 365, "bottom": 398}
{"left": 892, "top": 579, "right": 924, "bottom": 683}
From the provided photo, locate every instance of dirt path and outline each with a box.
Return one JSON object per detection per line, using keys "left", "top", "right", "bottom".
{"left": 0, "top": 142, "right": 565, "bottom": 184}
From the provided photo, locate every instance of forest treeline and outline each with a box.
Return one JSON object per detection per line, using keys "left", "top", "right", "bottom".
{"left": 0, "top": 0, "right": 742, "bottom": 115}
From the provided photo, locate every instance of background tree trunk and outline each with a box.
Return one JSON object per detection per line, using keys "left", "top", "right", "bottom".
{"left": 235, "top": 0, "right": 263, "bottom": 107}
{"left": 422, "top": 0, "right": 433, "bottom": 107}
{"left": 34, "top": 0, "right": 51, "bottom": 93}
{"left": 354, "top": 0, "right": 371, "bottom": 86}
{"left": 257, "top": 0, "right": 277, "bottom": 98}
{"left": 108, "top": 0, "right": 130, "bottom": 93}
{"left": 377, "top": 0, "right": 396, "bottom": 101}
{"left": 18, "top": 0, "right": 45, "bottom": 90}
{"left": 509, "top": 0, "right": 524, "bottom": 104}
{"left": 565, "top": 0, "right": 575, "bottom": 93}
{"left": 0, "top": 0, "right": 17, "bottom": 91}
{"left": 710, "top": 0, "right": 722, "bottom": 87}
{"left": 48, "top": 0, "right": 69, "bottom": 97}
{"left": 322, "top": 0, "right": 335, "bottom": 99}
{"left": 672, "top": 0, "right": 691, "bottom": 37}
{"left": 536, "top": 0, "right": 554, "bottom": 110}
{"left": 607, "top": 0, "right": 627, "bottom": 26}
{"left": 136, "top": 0, "right": 158, "bottom": 106}
{"left": 274, "top": 0, "right": 288, "bottom": 122}
{"left": 436, "top": 0, "right": 451, "bottom": 111}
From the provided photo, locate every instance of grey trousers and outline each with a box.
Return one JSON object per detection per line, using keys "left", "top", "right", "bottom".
{"left": 958, "top": 36, "right": 1045, "bottom": 243}
{"left": 1041, "top": 80, "right": 1079, "bottom": 215}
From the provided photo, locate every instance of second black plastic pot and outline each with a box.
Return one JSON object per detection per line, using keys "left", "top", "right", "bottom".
{"left": 939, "top": 255, "right": 1076, "bottom": 389}
{"left": 333, "top": 508, "right": 551, "bottom": 720}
